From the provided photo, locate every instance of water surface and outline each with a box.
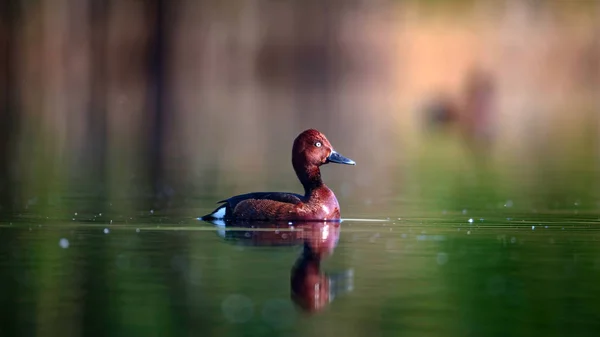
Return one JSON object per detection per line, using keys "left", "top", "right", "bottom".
{"left": 1, "top": 204, "right": 599, "bottom": 337}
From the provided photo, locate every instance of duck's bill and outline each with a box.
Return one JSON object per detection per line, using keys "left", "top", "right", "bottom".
{"left": 327, "top": 151, "right": 356, "bottom": 165}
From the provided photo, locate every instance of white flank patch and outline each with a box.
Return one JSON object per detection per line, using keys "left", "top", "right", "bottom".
{"left": 211, "top": 206, "right": 227, "bottom": 219}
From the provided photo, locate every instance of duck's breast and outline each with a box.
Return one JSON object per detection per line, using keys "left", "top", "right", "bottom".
{"left": 309, "top": 186, "right": 341, "bottom": 220}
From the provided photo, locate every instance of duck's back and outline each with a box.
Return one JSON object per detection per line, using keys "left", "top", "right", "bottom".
{"left": 202, "top": 192, "right": 305, "bottom": 221}
{"left": 221, "top": 192, "right": 304, "bottom": 207}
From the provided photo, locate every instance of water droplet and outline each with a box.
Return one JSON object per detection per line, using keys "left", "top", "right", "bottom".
{"left": 59, "top": 238, "right": 69, "bottom": 249}
{"left": 504, "top": 200, "right": 513, "bottom": 208}
{"left": 468, "top": 218, "right": 474, "bottom": 223}
{"left": 103, "top": 228, "right": 110, "bottom": 234}
{"left": 288, "top": 222, "right": 292, "bottom": 225}
{"left": 150, "top": 209, "right": 154, "bottom": 214}
{"left": 467, "top": 231, "right": 471, "bottom": 235}
{"left": 74, "top": 212, "right": 78, "bottom": 216}
{"left": 136, "top": 228, "right": 140, "bottom": 233}
{"left": 532, "top": 226, "right": 535, "bottom": 230}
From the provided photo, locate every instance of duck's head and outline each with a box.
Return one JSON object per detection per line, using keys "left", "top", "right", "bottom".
{"left": 292, "top": 129, "right": 356, "bottom": 170}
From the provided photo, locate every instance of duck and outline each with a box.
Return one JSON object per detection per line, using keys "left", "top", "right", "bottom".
{"left": 200, "top": 129, "right": 356, "bottom": 221}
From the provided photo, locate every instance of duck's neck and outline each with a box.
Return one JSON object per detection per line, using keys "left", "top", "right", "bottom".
{"left": 295, "top": 164, "right": 324, "bottom": 197}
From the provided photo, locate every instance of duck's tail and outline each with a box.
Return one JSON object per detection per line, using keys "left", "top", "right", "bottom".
{"left": 199, "top": 204, "right": 227, "bottom": 221}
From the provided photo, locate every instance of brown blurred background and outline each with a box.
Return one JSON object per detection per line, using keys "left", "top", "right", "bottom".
{"left": 0, "top": 0, "right": 598, "bottom": 216}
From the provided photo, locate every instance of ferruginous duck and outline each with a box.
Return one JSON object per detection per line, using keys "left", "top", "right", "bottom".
{"left": 201, "top": 129, "right": 355, "bottom": 221}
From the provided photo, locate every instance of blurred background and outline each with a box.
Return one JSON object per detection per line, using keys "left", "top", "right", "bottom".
{"left": 0, "top": 0, "right": 599, "bottom": 217}
{"left": 2, "top": 2, "right": 600, "bottom": 336}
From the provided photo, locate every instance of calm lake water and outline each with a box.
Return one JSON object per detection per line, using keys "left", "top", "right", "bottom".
{"left": 1, "top": 197, "right": 600, "bottom": 337}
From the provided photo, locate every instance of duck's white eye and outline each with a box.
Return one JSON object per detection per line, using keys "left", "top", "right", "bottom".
{"left": 315, "top": 142, "right": 322, "bottom": 147}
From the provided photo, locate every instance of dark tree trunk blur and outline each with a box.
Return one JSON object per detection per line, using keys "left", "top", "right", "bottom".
{"left": 79, "top": 2, "right": 112, "bottom": 336}
{"left": 146, "top": 0, "right": 171, "bottom": 210}
{"left": 88, "top": 0, "right": 109, "bottom": 204}
{"left": 0, "top": 3, "right": 23, "bottom": 335}
{"left": 0, "top": 0, "right": 19, "bottom": 215}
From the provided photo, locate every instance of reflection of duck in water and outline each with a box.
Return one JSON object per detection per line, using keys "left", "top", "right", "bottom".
{"left": 290, "top": 224, "right": 353, "bottom": 313}
{"left": 208, "top": 220, "right": 353, "bottom": 313}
